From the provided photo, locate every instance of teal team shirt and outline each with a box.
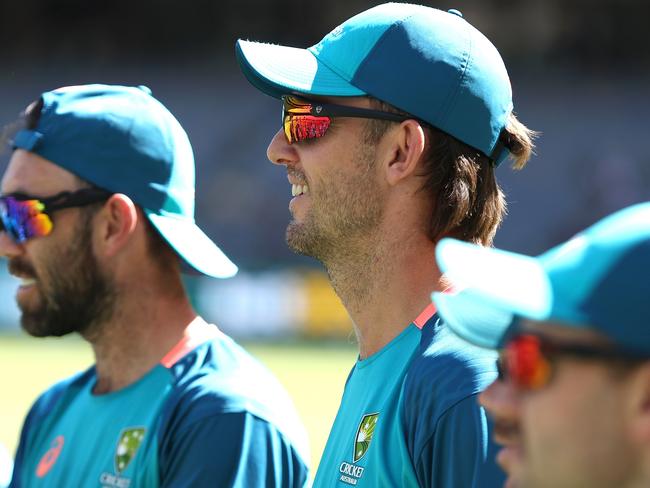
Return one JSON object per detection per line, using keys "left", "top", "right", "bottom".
{"left": 313, "top": 308, "right": 504, "bottom": 487}
{"left": 10, "top": 320, "right": 310, "bottom": 487}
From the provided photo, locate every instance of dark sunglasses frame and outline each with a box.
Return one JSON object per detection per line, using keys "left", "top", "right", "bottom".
{"left": 281, "top": 95, "right": 414, "bottom": 144}
{"left": 0, "top": 187, "right": 113, "bottom": 243}
{"left": 497, "top": 333, "right": 648, "bottom": 389}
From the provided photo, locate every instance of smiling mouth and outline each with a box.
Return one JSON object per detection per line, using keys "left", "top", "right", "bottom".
{"left": 18, "top": 277, "right": 37, "bottom": 287}
{"left": 11, "top": 272, "right": 37, "bottom": 288}
{"left": 291, "top": 184, "right": 309, "bottom": 197}
{"left": 493, "top": 418, "right": 521, "bottom": 444}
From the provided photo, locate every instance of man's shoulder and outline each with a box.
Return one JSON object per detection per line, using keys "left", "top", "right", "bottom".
{"left": 160, "top": 331, "right": 307, "bottom": 452}
{"left": 17, "top": 367, "right": 95, "bottom": 451}
{"left": 404, "top": 315, "right": 497, "bottom": 419}
{"left": 166, "top": 332, "right": 290, "bottom": 410}
{"left": 401, "top": 316, "right": 504, "bottom": 487}
{"left": 28, "top": 368, "right": 94, "bottom": 420}
{"left": 157, "top": 332, "right": 312, "bottom": 486}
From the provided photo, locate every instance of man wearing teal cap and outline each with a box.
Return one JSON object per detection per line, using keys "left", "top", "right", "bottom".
{"left": 433, "top": 202, "right": 650, "bottom": 488}
{"left": 236, "top": 3, "right": 536, "bottom": 487}
{"left": 3, "top": 84, "right": 309, "bottom": 487}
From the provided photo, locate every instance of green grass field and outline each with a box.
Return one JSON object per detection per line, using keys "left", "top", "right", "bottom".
{"left": 0, "top": 333, "right": 357, "bottom": 472}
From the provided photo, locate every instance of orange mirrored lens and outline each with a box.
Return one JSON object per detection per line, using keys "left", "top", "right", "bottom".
{"left": 29, "top": 211, "right": 53, "bottom": 236}
{"left": 282, "top": 97, "right": 332, "bottom": 144}
{"left": 506, "top": 335, "right": 551, "bottom": 390}
{"left": 284, "top": 115, "right": 331, "bottom": 144}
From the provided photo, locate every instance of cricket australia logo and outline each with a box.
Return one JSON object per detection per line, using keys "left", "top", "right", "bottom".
{"left": 99, "top": 427, "right": 146, "bottom": 488}
{"left": 115, "top": 427, "right": 146, "bottom": 473}
{"left": 338, "top": 413, "right": 379, "bottom": 485}
{"left": 354, "top": 413, "right": 378, "bottom": 462}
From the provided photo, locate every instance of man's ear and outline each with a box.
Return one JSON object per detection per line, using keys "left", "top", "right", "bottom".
{"left": 95, "top": 193, "right": 139, "bottom": 258}
{"left": 628, "top": 363, "right": 650, "bottom": 444}
{"left": 384, "top": 119, "right": 427, "bottom": 187}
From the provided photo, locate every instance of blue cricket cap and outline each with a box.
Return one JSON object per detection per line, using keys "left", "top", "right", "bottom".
{"left": 236, "top": 3, "right": 513, "bottom": 164}
{"left": 12, "top": 84, "right": 238, "bottom": 279}
{"left": 432, "top": 202, "right": 650, "bottom": 354}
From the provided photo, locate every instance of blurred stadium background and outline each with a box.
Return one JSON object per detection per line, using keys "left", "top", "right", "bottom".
{"left": 0, "top": 0, "right": 649, "bottom": 475}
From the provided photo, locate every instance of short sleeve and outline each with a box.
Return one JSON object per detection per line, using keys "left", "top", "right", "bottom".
{"left": 8, "top": 406, "right": 33, "bottom": 488}
{"left": 414, "top": 395, "right": 504, "bottom": 488}
{"left": 159, "top": 411, "right": 309, "bottom": 488}
{"left": 9, "top": 372, "right": 85, "bottom": 488}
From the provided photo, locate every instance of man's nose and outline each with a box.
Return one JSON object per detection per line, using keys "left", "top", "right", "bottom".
{"left": 479, "top": 377, "right": 522, "bottom": 420}
{"left": 267, "top": 129, "right": 299, "bottom": 167}
{"left": 0, "top": 230, "right": 23, "bottom": 260}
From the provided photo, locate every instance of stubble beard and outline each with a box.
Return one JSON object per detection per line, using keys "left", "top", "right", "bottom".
{"left": 14, "top": 217, "right": 117, "bottom": 338}
{"left": 285, "top": 159, "right": 383, "bottom": 265}
{"left": 284, "top": 140, "right": 389, "bottom": 313}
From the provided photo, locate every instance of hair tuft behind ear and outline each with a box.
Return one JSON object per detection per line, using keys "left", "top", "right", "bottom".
{"left": 503, "top": 113, "right": 539, "bottom": 170}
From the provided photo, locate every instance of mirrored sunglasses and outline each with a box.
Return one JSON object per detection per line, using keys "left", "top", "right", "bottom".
{"left": 0, "top": 188, "right": 112, "bottom": 244}
{"left": 281, "top": 95, "right": 413, "bottom": 145}
{"left": 497, "top": 333, "right": 648, "bottom": 391}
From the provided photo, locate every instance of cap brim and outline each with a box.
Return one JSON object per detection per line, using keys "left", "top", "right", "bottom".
{"left": 432, "top": 238, "right": 553, "bottom": 348}
{"left": 147, "top": 212, "right": 238, "bottom": 279}
{"left": 433, "top": 291, "right": 517, "bottom": 349}
{"left": 235, "top": 39, "right": 366, "bottom": 99}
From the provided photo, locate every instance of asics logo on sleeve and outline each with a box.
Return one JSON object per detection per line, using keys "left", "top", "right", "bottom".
{"left": 36, "top": 435, "right": 64, "bottom": 477}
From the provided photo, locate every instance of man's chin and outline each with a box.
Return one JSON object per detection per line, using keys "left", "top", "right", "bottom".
{"left": 20, "top": 312, "right": 76, "bottom": 338}
{"left": 286, "top": 218, "right": 340, "bottom": 263}
{"left": 286, "top": 221, "right": 315, "bottom": 257}
{"left": 503, "top": 474, "right": 523, "bottom": 488}
{"left": 496, "top": 446, "right": 526, "bottom": 488}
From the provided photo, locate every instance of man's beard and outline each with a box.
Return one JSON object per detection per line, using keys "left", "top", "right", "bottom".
{"left": 11, "top": 219, "right": 117, "bottom": 338}
{"left": 286, "top": 150, "right": 383, "bottom": 263}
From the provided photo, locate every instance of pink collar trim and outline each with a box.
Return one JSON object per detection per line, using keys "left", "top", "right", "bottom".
{"left": 160, "top": 317, "right": 221, "bottom": 368}
{"left": 413, "top": 285, "right": 457, "bottom": 329}
{"left": 413, "top": 303, "right": 437, "bottom": 329}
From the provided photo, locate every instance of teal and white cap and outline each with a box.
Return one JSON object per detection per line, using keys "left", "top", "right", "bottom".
{"left": 432, "top": 202, "right": 650, "bottom": 353}
{"left": 236, "top": 3, "right": 513, "bottom": 164}
{"left": 12, "top": 84, "right": 238, "bottom": 279}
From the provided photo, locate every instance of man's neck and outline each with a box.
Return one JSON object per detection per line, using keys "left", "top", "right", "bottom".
{"left": 324, "top": 229, "right": 445, "bottom": 359}
{"left": 83, "top": 289, "right": 197, "bottom": 394}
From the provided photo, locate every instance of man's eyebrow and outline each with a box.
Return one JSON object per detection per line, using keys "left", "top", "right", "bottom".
{"left": 0, "top": 184, "right": 29, "bottom": 195}
{"left": 0, "top": 192, "right": 15, "bottom": 198}
{"left": 0, "top": 191, "right": 40, "bottom": 200}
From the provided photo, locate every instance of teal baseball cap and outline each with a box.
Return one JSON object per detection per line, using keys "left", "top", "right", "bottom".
{"left": 12, "top": 84, "right": 238, "bottom": 279}
{"left": 431, "top": 202, "right": 650, "bottom": 353}
{"left": 236, "top": 3, "right": 513, "bottom": 164}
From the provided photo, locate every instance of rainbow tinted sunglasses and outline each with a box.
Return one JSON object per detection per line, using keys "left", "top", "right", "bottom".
{"left": 497, "top": 333, "right": 649, "bottom": 391}
{"left": 0, "top": 188, "right": 112, "bottom": 244}
{"left": 282, "top": 95, "right": 414, "bottom": 144}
